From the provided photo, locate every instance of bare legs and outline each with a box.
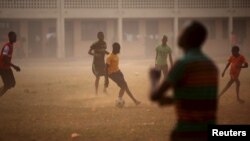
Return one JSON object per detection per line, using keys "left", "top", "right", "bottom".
{"left": 162, "top": 69, "right": 168, "bottom": 79}
{"left": 95, "top": 76, "right": 107, "bottom": 95}
{"left": 219, "top": 79, "right": 234, "bottom": 97}
{"left": 235, "top": 79, "right": 244, "bottom": 103}
{"left": 118, "top": 84, "right": 140, "bottom": 105}
{"left": 219, "top": 78, "right": 244, "bottom": 103}
{"left": 95, "top": 76, "right": 100, "bottom": 95}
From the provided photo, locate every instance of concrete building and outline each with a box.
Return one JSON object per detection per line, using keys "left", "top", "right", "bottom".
{"left": 0, "top": 0, "right": 250, "bottom": 59}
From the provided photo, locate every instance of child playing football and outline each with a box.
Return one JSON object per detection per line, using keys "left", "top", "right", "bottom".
{"left": 220, "top": 46, "right": 248, "bottom": 103}
{"left": 105, "top": 42, "right": 140, "bottom": 106}
{"left": 88, "top": 32, "right": 109, "bottom": 95}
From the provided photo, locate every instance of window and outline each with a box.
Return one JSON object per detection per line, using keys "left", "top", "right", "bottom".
{"left": 81, "top": 20, "right": 107, "bottom": 41}
{"left": 222, "top": 19, "right": 229, "bottom": 39}
{"left": 0, "top": 0, "right": 57, "bottom": 9}
{"left": 123, "top": 20, "right": 139, "bottom": 42}
{"left": 233, "top": 18, "right": 247, "bottom": 45}
{"left": 65, "top": 0, "right": 118, "bottom": 8}
{"left": 232, "top": 0, "right": 250, "bottom": 8}
{"left": 179, "top": 18, "right": 216, "bottom": 39}
{"left": 122, "top": 0, "right": 174, "bottom": 8}
{"left": 201, "top": 19, "right": 216, "bottom": 39}
{"left": 178, "top": 0, "right": 229, "bottom": 8}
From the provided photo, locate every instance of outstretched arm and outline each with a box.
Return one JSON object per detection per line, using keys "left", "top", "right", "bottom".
{"left": 222, "top": 62, "right": 230, "bottom": 77}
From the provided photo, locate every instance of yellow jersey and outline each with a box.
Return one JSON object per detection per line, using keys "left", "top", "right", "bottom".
{"left": 106, "top": 53, "right": 119, "bottom": 74}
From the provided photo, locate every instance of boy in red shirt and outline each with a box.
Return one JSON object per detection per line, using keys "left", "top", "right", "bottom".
{"left": 220, "top": 46, "right": 248, "bottom": 103}
{"left": 0, "top": 31, "right": 21, "bottom": 96}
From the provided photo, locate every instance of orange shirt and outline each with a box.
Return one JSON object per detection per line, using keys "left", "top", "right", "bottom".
{"left": 106, "top": 53, "right": 119, "bottom": 74}
{"left": 228, "top": 55, "right": 247, "bottom": 78}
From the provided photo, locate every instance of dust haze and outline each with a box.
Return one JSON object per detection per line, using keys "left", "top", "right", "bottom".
{"left": 0, "top": 9, "right": 250, "bottom": 141}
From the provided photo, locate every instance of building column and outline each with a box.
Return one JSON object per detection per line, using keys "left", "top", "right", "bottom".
{"left": 173, "top": 17, "right": 179, "bottom": 59}
{"left": 20, "top": 21, "right": 29, "bottom": 58}
{"left": 57, "top": 0, "right": 65, "bottom": 58}
{"left": 106, "top": 20, "right": 115, "bottom": 45}
{"left": 229, "top": 16, "right": 233, "bottom": 46}
{"left": 118, "top": 18, "right": 123, "bottom": 46}
{"left": 173, "top": 0, "right": 180, "bottom": 59}
{"left": 117, "top": 0, "right": 123, "bottom": 47}
{"left": 139, "top": 19, "right": 146, "bottom": 57}
{"left": 228, "top": 0, "right": 233, "bottom": 47}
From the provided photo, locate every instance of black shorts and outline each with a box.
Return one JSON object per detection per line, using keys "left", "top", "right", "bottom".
{"left": 0, "top": 68, "right": 16, "bottom": 88}
{"left": 109, "top": 71, "right": 127, "bottom": 88}
{"left": 92, "top": 63, "right": 106, "bottom": 76}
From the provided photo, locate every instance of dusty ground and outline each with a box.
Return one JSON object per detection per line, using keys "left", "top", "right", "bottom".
{"left": 0, "top": 58, "right": 249, "bottom": 141}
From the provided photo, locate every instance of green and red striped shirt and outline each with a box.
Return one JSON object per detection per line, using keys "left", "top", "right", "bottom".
{"left": 167, "top": 48, "right": 218, "bottom": 134}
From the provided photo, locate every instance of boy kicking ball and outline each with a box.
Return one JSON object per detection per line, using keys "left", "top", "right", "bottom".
{"left": 220, "top": 46, "right": 248, "bottom": 103}
{"left": 105, "top": 43, "right": 140, "bottom": 107}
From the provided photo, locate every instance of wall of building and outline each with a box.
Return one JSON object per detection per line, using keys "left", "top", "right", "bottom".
{"left": 0, "top": 0, "right": 250, "bottom": 59}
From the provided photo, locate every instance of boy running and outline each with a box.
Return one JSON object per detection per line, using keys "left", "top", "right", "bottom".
{"left": 220, "top": 46, "right": 248, "bottom": 103}
{"left": 105, "top": 43, "right": 140, "bottom": 105}
{"left": 155, "top": 35, "right": 173, "bottom": 78}
{"left": 88, "top": 32, "right": 109, "bottom": 95}
{"left": 0, "top": 31, "right": 21, "bottom": 96}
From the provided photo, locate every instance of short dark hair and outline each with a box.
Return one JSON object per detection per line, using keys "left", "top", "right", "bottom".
{"left": 112, "top": 42, "right": 120, "bottom": 54}
{"left": 8, "top": 31, "right": 16, "bottom": 38}
{"left": 97, "top": 31, "right": 104, "bottom": 37}
{"left": 163, "top": 35, "right": 167, "bottom": 39}
{"left": 178, "top": 21, "right": 207, "bottom": 48}
{"left": 232, "top": 45, "right": 240, "bottom": 52}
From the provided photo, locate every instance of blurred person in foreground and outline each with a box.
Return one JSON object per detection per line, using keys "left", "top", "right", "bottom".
{"left": 0, "top": 31, "right": 21, "bottom": 97}
{"left": 220, "top": 45, "right": 248, "bottom": 103}
{"left": 149, "top": 21, "right": 218, "bottom": 141}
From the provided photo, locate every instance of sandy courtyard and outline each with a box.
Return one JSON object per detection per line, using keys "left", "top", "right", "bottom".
{"left": 0, "top": 58, "right": 249, "bottom": 141}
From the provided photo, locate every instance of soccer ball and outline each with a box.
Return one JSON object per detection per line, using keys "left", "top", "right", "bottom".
{"left": 115, "top": 99, "right": 125, "bottom": 108}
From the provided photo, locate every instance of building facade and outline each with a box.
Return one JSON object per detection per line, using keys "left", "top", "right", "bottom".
{"left": 0, "top": 0, "right": 250, "bottom": 59}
